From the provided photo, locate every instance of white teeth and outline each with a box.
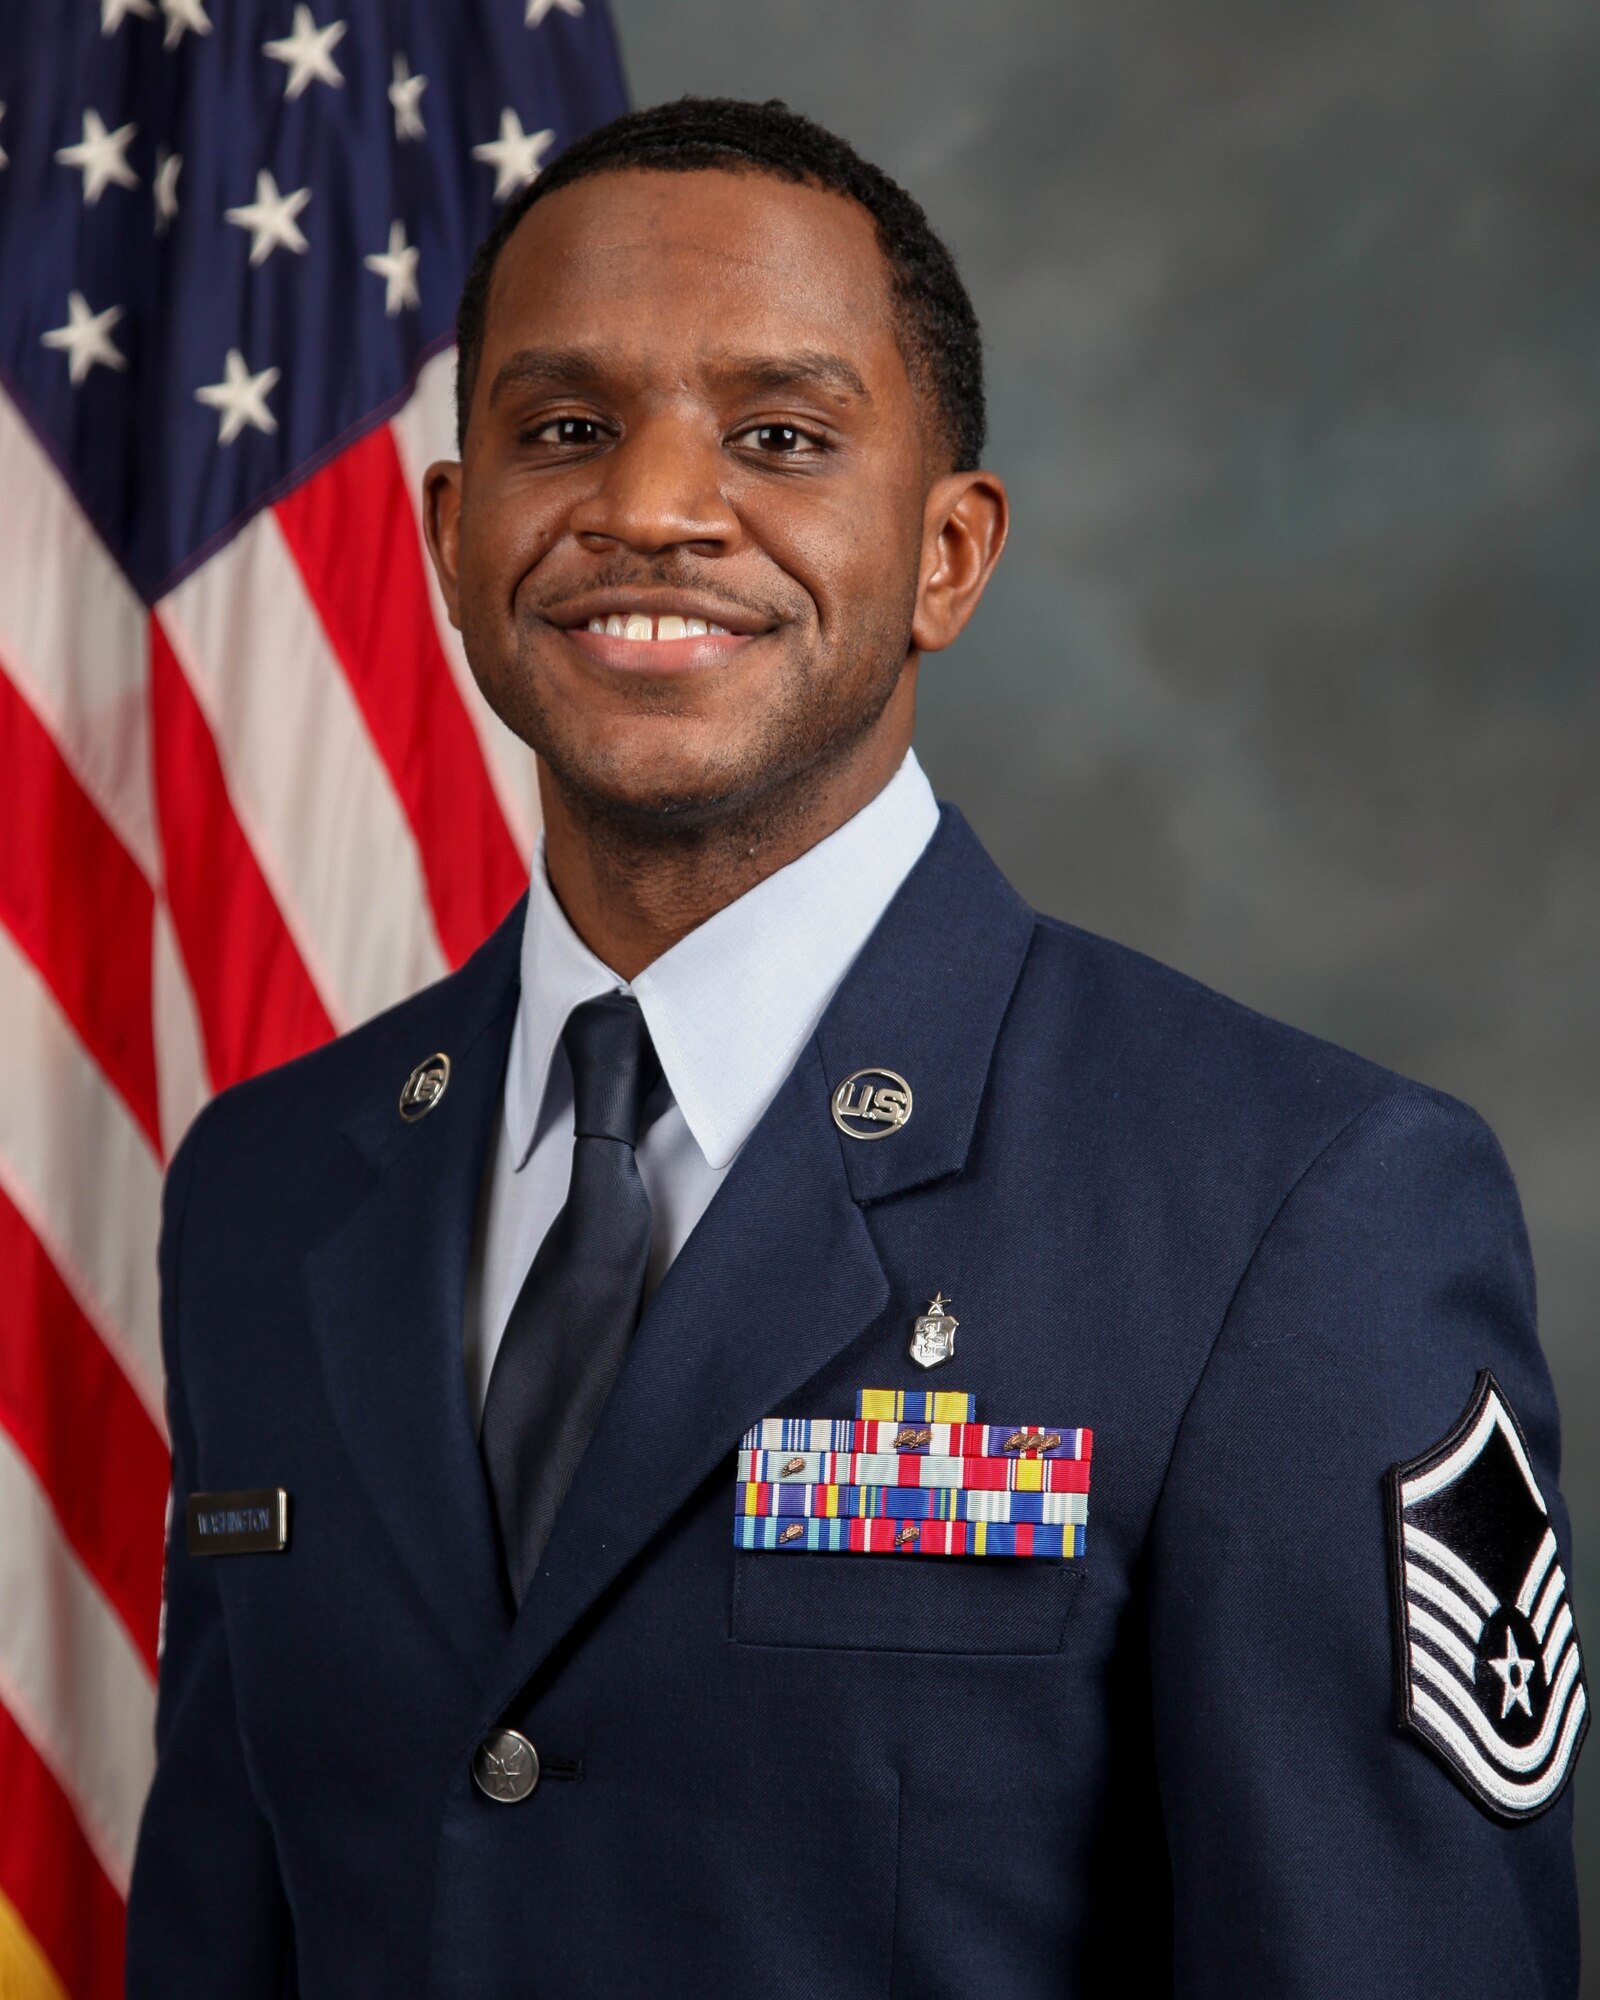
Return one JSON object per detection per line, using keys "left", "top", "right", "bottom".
{"left": 587, "top": 611, "right": 732, "bottom": 642}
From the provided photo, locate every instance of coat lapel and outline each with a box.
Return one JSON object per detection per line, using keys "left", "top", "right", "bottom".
{"left": 303, "top": 904, "right": 524, "bottom": 1673}
{"left": 477, "top": 807, "right": 1037, "bottom": 1726}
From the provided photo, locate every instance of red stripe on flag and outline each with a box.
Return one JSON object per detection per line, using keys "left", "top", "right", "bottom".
{"left": 149, "top": 615, "right": 335, "bottom": 1088}
{"left": 0, "top": 661, "right": 161, "bottom": 1151}
{"left": 0, "top": 1189, "right": 167, "bottom": 1672}
{"left": 0, "top": 1701, "right": 126, "bottom": 2000}
{"left": 274, "top": 426, "right": 525, "bottom": 968}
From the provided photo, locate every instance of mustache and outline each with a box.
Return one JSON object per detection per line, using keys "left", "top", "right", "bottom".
{"left": 529, "top": 559, "right": 788, "bottom": 627}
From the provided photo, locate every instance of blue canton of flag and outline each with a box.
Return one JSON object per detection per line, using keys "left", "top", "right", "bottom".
{"left": 0, "top": 0, "right": 627, "bottom": 602}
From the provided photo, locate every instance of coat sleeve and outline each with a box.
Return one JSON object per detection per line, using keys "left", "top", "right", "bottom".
{"left": 1148, "top": 1088, "right": 1582, "bottom": 1997}
{"left": 125, "top": 1107, "right": 295, "bottom": 1998}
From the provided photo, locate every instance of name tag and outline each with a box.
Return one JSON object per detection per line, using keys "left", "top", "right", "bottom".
{"left": 186, "top": 1488, "right": 289, "bottom": 1556}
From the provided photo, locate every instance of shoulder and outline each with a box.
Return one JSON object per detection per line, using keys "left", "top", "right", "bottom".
{"left": 1009, "top": 906, "right": 1511, "bottom": 1213}
{"left": 1023, "top": 907, "right": 1392, "bottom": 1093}
{"left": 167, "top": 897, "right": 524, "bottom": 1199}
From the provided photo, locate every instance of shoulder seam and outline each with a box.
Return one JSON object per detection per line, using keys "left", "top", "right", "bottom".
{"left": 1145, "top": 1085, "right": 1427, "bottom": 1529}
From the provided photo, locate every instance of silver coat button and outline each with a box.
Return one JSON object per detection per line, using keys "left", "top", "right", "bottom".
{"left": 472, "top": 1728, "right": 539, "bottom": 1803}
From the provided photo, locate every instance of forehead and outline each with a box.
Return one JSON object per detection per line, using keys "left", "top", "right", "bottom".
{"left": 483, "top": 167, "right": 908, "bottom": 391}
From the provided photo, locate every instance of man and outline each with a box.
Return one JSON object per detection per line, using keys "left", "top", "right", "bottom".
{"left": 127, "top": 98, "right": 1583, "bottom": 1996}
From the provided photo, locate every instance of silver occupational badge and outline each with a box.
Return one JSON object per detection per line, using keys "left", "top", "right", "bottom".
{"left": 831, "top": 1067, "right": 912, "bottom": 1140}
{"left": 909, "top": 1293, "right": 959, "bottom": 1370}
{"left": 399, "top": 1052, "right": 450, "bottom": 1121}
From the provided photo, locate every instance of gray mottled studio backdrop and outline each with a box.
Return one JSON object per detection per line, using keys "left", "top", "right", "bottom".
{"left": 610, "top": 0, "right": 1600, "bottom": 1963}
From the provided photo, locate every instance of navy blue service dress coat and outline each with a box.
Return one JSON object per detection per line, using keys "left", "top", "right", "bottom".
{"left": 126, "top": 806, "right": 1582, "bottom": 1997}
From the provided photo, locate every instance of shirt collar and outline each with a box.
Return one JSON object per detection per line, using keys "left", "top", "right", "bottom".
{"left": 507, "top": 748, "right": 940, "bottom": 1173}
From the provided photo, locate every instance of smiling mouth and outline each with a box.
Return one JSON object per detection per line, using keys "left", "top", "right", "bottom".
{"left": 551, "top": 597, "right": 774, "bottom": 672}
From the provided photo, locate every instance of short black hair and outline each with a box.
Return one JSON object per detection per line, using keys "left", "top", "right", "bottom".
{"left": 453, "top": 96, "right": 986, "bottom": 471}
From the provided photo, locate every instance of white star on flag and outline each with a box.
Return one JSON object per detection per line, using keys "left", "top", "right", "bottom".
{"left": 101, "top": 0, "right": 155, "bottom": 33}
{"left": 41, "top": 292, "right": 128, "bottom": 385}
{"left": 160, "top": 0, "right": 211, "bottom": 49}
{"left": 225, "top": 170, "right": 311, "bottom": 265}
{"left": 388, "top": 54, "right": 427, "bottom": 142}
{"left": 55, "top": 109, "right": 140, "bottom": 205}
{"left": 364, "top": 220, "right": 421, "bottom": 317}
{"left": 526, "top": 0, "right": 585, "bottom": 21}
{"left": 263, "top": 7, "right": 347, "bottom": 100}
{"left": 195, "top": 348, "right": 281, "bottom": 444}
{"left": 153, "top": 147, "right": 181, "bottom": 232}
{"left": 473, "top": 109, "right": 555, "bottom": 201}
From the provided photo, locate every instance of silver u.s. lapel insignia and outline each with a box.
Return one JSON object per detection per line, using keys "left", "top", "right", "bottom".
{"left": 399, "top": 1052, "right": 450, "bottom": 1121}
{"left": 909, "top": 1293, "right": 959, "bottom": 1369}
{"left": 831, "top": 1067, "right": 912, "bottom": 1139}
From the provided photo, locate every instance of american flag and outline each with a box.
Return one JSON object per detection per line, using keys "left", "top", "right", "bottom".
{"left": 0, "top": 3, "right": 624, "bottom": 1991}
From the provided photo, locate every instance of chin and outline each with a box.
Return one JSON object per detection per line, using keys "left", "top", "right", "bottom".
{"left": 545, "top": 726, "right": 823, "bottom": 841}
{"left": 550, "top": 739, "right": 764, "bottom": 827}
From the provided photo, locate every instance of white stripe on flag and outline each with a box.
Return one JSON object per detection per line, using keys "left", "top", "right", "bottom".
{"left": 0, "top": 385, "right": 157, "bottom": 881}
{"left": 390, "top": 350, "right": 540, "bottom": 861}
{"left": 152, "top": 893, "right": 212, "bottom": 1158}
{"left": 156, "top": 511, "right": 448, "bottom": 1031}
{"left": 0, "top": 921, "right": 165, "bottom": 1430}
{"left": 0, "top": 1428, "right": 156, "bottom": 1898}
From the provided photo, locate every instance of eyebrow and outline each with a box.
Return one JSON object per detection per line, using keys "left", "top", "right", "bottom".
{"left": 487, "top": 348, "right": 608, "bottom": 406}
{"left": 486, "top": 345, "right": 873, "bottom": 408}
{"left": 709, "top": 351, "right": 872, "bottom": 403}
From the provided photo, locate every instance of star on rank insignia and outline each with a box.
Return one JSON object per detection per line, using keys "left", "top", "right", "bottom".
{"left": 1388, "top": 1371, "right": 1587, "bottom": 1822}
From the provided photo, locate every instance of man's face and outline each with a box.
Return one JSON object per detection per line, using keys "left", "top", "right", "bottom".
{"left": 429, "top": 168, "right": 954, "bottom": 830}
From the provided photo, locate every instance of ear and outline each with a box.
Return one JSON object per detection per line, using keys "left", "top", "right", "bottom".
{"left": 422, "top": 459, "right": 465, "bottom": 632}
{"left": 911, "top": 470, "right": 1009, "bottom": 654}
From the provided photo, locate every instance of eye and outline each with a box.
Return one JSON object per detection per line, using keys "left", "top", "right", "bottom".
{"left": 730, "top": 423, "right": 824, "bottom": 457}
{"left": 522, "top": 416, "right": 607, "bottom": 448}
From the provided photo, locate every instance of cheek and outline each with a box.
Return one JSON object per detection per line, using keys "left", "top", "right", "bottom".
{"left": 742, "top": 488, "right": 919, "bottom": 638}
{"left": 460, "top": 474, "right": 563, "bottom": 610}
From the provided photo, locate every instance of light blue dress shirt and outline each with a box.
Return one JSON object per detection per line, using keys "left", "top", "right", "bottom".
{"left": 463, "top": 750, "right": 940, "bottom": 1425}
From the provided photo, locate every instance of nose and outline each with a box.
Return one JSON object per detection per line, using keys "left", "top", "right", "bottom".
{"left": 568, "top": 412, "right": 739, "bottom": 556}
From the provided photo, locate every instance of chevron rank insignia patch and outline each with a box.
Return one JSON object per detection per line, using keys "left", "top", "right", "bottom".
{"left": 1388, "top": 1370, "right": 1587, "bottom": 1822}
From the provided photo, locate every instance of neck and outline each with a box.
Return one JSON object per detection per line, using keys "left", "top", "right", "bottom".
{"left": 539, "top": 715, "right": 914, "bottom": 981}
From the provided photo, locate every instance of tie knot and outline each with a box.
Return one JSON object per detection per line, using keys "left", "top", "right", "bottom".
{"left": 563, "top": 992, "right": 661, "bottom": 1146}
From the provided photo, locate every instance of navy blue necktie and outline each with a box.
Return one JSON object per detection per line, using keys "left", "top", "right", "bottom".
{"left": 480, "top": 992, "right": 661, "bottom": 1605}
